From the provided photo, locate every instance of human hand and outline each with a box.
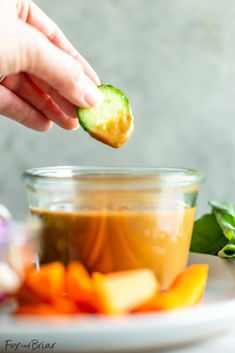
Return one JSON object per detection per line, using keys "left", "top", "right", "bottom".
{"left": 0, "top": 0, "right": 103, "bottom": 131}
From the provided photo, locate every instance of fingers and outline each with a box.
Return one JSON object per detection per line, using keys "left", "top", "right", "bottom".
{"left": 25, "top": 1, "right": 100, "bottom": 85}
{"left": 18, "top": 21, "right": 103, "bottom": 108}
{"left": 0, "top": 84, "right": 53, "bottom": 132}
{"left": 28, "top": 75, "right": 77, "bottom": 119}
{"left": 2, "top": 73, "right": 79, "bottom": 130}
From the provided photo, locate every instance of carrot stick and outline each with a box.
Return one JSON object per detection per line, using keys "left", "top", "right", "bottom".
{"left": 52, "top": 296, "right": 79, "bottom": 314}
{"left": 25, "top": 262, "right": 65, "bottom": 302}
{"left": 15, "top": 303, "right": 63, "bottom": 316}
{"left": 137, "top": 264, "right": 208, "bottom": 312}
{"left": 65, "top": 261, "right": 93, "bottom": 302}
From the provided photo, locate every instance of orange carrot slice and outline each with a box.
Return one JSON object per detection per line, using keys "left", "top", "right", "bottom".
{"left": 25, "top": 262, "right": 65, "bottom": 302}
{"left": 138, "top": 264, "right": 208, "bottom": 312}
{"left": 92, "top": 269, "right": 159, "bottom": 315}
{"left": 65, "top": 261, "right": 93, "bottom": 302}
{"left": 52, "top": 296, "right": 79, "bottom": 314}
{"left": 15, "top": 303, "right": 62, "bottom": 316}
{"left": 16, "top": 296, "right": 79, "bottom": 316}
{"left": 17, "top": 283, "right": 42, "bottom": 305}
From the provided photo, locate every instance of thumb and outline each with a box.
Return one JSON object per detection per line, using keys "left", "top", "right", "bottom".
{"left": 8, "top": 21, "right": 103, "bottom": 108}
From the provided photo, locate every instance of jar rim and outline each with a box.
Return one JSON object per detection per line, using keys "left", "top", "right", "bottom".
{"left": 21, "top": 166, "right": 204, "bottom": 187}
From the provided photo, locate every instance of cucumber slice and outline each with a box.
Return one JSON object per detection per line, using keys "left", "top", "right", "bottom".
{"left": 77, "top": 85, "right": 134, "bottom": 148}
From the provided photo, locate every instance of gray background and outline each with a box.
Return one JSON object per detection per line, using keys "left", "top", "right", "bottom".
{"left": 1, "top": 0, "right": 235, "bottom": 217}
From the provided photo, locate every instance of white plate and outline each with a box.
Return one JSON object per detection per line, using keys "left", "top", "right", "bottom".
{"left": 1, "top": 253, "right": 235, "bottom": 352}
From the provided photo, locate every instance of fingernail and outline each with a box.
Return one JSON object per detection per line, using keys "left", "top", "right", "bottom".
{"left": 71, "top": 125, "right": 79, "bottom": 131}
{"left": 84, "top": 85, "right": 103, "bottom": 107}
{"left": 93, "top": 73, "right": 101, "bottom": 86}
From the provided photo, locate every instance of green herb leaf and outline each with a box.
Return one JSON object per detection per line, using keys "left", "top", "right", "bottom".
{"left": 209, "top": 200, "right": 235, "bottom": 240}
{"left": 209, "top": 200, "right": 235, "bottom": 215}
{"left": 190, "top": 213, "right": 227, "bottom": 255}
{"left": 218, "top": 239, "right": 235, "bottom": 258}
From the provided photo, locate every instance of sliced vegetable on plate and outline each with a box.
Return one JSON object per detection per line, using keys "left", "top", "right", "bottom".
{"left": 25, "top": 262, "right": 65, "bottom": 302}
{"left": 14, "top": 261, "right": 208, "bottom": 316}
{"left": 66, "top": 261, "right": 93, "bottom": 303}
{"left": 137, "top": 264, "right": 208, "bottom": 312}
{"left": 92, "top": 269, "right": 159, "bottom": 315}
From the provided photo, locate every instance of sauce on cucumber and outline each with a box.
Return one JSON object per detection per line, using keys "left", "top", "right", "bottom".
{"left": 77, "top": 85, "right": 134, "bottom": 148}
{"left": 89, "top": 111, "right": 133, "bottom": 148}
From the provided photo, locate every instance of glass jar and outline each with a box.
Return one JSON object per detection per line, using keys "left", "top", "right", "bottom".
{"left": 22, "top": 167, "right": 204, "bottom": 289}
